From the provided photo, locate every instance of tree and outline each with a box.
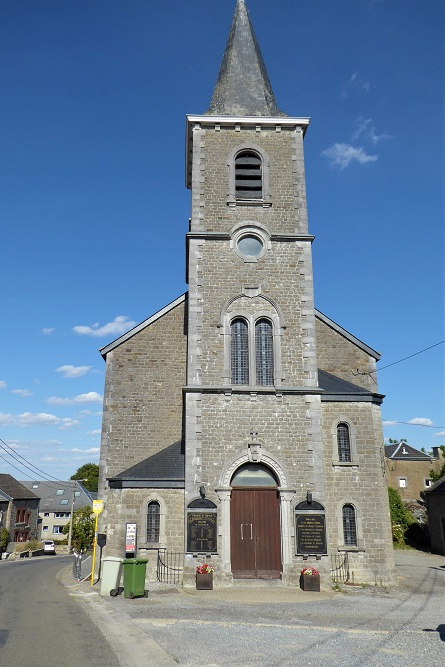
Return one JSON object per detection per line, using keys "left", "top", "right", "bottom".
{"left": 0, "top": 528, "right": 10, "bottom": 556}
{"left": 62, "top": 506, "right": 95, "bottom": 552}
{"left": 388, "top": 487, "right": 416, "bottom": 545}
{"left": 70, "top": 462, "right": 99, "bottom": 492}
{"left": 430, "top": 445, "right": 445, "bottom": 483}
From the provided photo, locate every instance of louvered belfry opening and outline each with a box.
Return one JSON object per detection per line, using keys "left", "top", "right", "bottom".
{"left": 235, "top": 151, "right": 262, "bottom": 199}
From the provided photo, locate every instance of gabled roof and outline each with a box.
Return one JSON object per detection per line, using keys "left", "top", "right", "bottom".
{"left": 99, "top": 292, "right": 381, "bottom": 369}
{"left": 318, "top": 369, "right": 384, "bottom": 404}
{"left": 385, "top": 443, "right": 435, "bottom": 461}
{"left": 0, "top": 474, "right": 39, "bottom": 500}
{"left": 315, "top": 309, "right": 381, "bottom": 360}
{"left": 99, "top": 293, "right": 186, "bottom": 359}
{"left": 20, "top": 480, "right": 93, "bottom": 512}
{"left": 206, "top": 0, "right": 285, "bottom": 117}
{"left": 108, "top": 440, "right": 185, "bottom": 489}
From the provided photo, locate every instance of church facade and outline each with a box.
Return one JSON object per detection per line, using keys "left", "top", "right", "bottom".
{"left": 98, "top": 0, "right": 394, "bottom": 588}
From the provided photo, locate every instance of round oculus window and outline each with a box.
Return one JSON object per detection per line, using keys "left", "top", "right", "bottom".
{"left": 236, "top": 234, "right": 264, "bottom": 257}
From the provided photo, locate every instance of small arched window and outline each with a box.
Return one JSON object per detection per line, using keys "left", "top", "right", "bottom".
{"left": 337, "top": 422, "right": 351, "bottom": 462}
{"left": 255, "top": 319, "right": 274, "bottom": 386}
{"left": 342, "top": 504, "right": 357, "bottom": 546}
{"left": 231, "top": 319, "right": 249, "bottom": 385}
{"left": 146, "top": 501, "right": 160, "bottom": 543}
{"left": 235, "top": 150, "right": 262, "bottom": 199}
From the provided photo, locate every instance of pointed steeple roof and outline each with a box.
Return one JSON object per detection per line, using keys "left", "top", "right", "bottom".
{"left": 206, "top": 0, "right": 286, "bottom": 117}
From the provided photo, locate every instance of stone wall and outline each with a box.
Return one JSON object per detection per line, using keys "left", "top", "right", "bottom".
{"left": 385, "top": 457, "right": 441, "bottom": 501}
{"left": 99, "top": 299, "right": 187, "bottom": 482}
{"left": 315, "top": 316, "right": 379, "bottom": 392}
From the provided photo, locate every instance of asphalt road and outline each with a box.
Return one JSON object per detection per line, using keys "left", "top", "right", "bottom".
{"left": 0, "top": 556, "right": 120, "bottom": 667}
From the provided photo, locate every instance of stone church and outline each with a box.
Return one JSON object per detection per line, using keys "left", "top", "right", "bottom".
{"left": 98, "top": 0, "right": 394, "bottom": 588}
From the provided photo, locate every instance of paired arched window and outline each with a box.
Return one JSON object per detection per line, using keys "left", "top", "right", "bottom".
{"left": 235, "top": 150, "right": 262, "bottom": 199}
{"left": 146, "top": 501, "right": 160, "bottom": 543}
{"left": 342, "top": 504, "right": 357, "bottom": 546}
{"left": 337, "top": 422, "right": 351, "bottom": 462}
{"left": 231, "top": 318, "right": 274, "bottom": 386}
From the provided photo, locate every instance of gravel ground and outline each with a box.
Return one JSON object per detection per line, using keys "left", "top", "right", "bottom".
{"left": 64, "top": 549, "right": 445, "bottom": 667}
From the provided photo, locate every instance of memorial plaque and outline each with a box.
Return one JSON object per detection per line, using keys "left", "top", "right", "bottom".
{"left": 295, "top": 513, "right": 327, "bottom": 555}
{"left": 187, "top": 512, "right": 217, "bottom": 553}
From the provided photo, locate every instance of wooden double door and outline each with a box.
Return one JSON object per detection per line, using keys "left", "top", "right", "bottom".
{"left": 230, "top": 488, "right": 282, "bottom": 579}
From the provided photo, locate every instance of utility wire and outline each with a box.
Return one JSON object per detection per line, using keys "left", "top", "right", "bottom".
{"left": 355, "top": 340, "right": 445, "bottom": 374}
{"left": 0, "top": 438, "right": 62, "bottom": 482}
{"left": 383, "top": 421, "right": 445, "bottom": 429}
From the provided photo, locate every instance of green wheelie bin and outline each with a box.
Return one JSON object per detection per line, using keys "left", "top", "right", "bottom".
{"left": 122, "top": 558, "right": 148, "bottom": 599}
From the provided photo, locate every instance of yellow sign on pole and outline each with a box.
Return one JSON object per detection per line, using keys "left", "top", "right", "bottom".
{"left": 91, "top": 500, "right": 104, "bottom": 585}
{"left": 93, "top": 500, "right": 104, "bottom": 514}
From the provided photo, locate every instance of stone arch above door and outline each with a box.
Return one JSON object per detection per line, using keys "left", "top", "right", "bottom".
{"left": 220, "top": 450, "right": 288, "bottom": 489}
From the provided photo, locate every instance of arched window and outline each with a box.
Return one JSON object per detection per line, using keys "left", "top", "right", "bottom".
{"left": 235, "top": 150, "right": 262, "bottom": 199}
{"left": 255, "top": 319, "right": 274, "bottom": 385}
{"left": 337, "top": 422, "right": 351, "bottom": 462}
{"left": 146, "top": 501, "right": 160, "bottom": 543}
{"left": 231, "top": 319, "right": 249, "bottom": 384}
{"left": 342, "top": 504, "right": 357, "bottom": 546}
{"left": 231, "top": 463, "right": 278, "bottom": 487}
{"left": 231, "top": 317, "right": 275, "bottom": 386}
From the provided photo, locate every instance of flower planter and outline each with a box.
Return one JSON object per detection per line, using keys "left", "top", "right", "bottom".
{"left": 196, "top": 573, "right": 213, "bottom": 590}
{"left": 300, "top": 574, "right": 320, "bottom": 592}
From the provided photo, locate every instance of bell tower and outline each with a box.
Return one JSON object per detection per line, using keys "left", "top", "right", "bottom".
{"left": 184, "top": 0, "right": 326, "bottom": 585}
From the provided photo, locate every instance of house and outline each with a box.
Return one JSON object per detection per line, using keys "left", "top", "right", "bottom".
{"left": 425, "top": 476, "right": 445, "bottom": 555}
{"left": 385, "top": 443, "right": 441, "bottom": 503}
{"left": 98, "top": 0, "right": 395, "bottom": 587}
{"left": 0, "top": 474, "right": 40, "bottom": 546}
{"left": 20, "top": 480, "right": 94, "bottom": 540}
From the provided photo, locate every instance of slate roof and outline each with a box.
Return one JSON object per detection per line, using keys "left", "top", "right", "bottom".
{"left": 318, "top": 369, "right": 384, "bottom": 404}
{"left": 20, "top": 480, "right": 93, "bottom": 512}
{"left": 206, "top": 0, "right": 286, "bottom": 117}
{"left": 0, "top": 474, "right": 39, "bottom": 500}
{"left": 384, "top": 443, "right": 435, "bottom": 461}
{"left": 108, "top": 441, "right": 185, "bottom": 489}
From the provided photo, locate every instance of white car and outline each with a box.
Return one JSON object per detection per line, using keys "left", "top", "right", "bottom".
{"left": 42, "top": 540, "right": 56, "bottom": 554}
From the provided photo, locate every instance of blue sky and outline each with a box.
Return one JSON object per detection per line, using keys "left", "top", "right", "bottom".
{"left": 0, "top": 0, "right": 443, "bottom": 481}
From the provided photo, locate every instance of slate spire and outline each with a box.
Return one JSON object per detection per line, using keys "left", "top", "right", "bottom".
{"left": 206, "top": 0, "right": 286, "bottom": 117}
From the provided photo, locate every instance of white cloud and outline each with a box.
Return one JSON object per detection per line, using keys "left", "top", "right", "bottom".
{"left": 341, "top": 71, "right": 371, "bottom": 98}
{"left": 322, "top": 143, "right": 378, "bottom": 169}
{"left": 434, "top": 431, "right": 445, "bottom": 437}
{"left": 352, "top": 117, "right": 392, "bottom": 145}
{"left": 42, "top": 328, "right": 55, "bottom": 335}
{"left": 408, "top": 417, "right": 433, "bottom": 427}
{"left": 47, "top": 392, "right": 103, "bottom": 405}
{"left": 87, "top": 429, "right": 101, "bottom": 436}
{"left": 0, "top": 412, "right": 80, "bottom": 428}
{"left": 382, "top": 420, "right": 398, "bottom": 426}
{"left": 0, "top": 380, "right": 6, "bottom": 389}
{"left": 79, "top": 409, "right": 103, "bottom": 417}
{"left": 56, "top": 365, "right": 92, "bottom": 378}
{"left": 12, "top": 389, "right": 33, "bottom": 397}
{"left": 72, "top": 447, "right": 100, "bottom": 454}
{"left": 73, "top": 315, "right": 137, "bottom": 338}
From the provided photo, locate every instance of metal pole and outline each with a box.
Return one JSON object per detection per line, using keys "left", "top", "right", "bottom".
{"left": 67, "top": 480, "right": 76, "bottom": 552}
{"left": 90, "top": 512, "right": 99, "bottom": 586}
{"left": 67, "top": 478, "right": 87, "bottom": 553}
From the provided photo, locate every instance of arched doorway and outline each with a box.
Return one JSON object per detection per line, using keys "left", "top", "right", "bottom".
{"left": 230, "top": 463, "right": 282, "bottom": 579}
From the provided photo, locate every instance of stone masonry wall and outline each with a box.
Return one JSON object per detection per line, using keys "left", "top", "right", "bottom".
{"left": 99, "top": 300, "right": 187, "bottom": 481}
{"left": 322, "top": 401, "right": 394, "bottom": 584}
{"left": 385, "top": 458, "right": 441, "bottom": 502}
{"left": 101, "top": 487, "right": 185, "bottom": 583}
{"left": 315, "top": 316, "right": 379, "bottom": 392}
